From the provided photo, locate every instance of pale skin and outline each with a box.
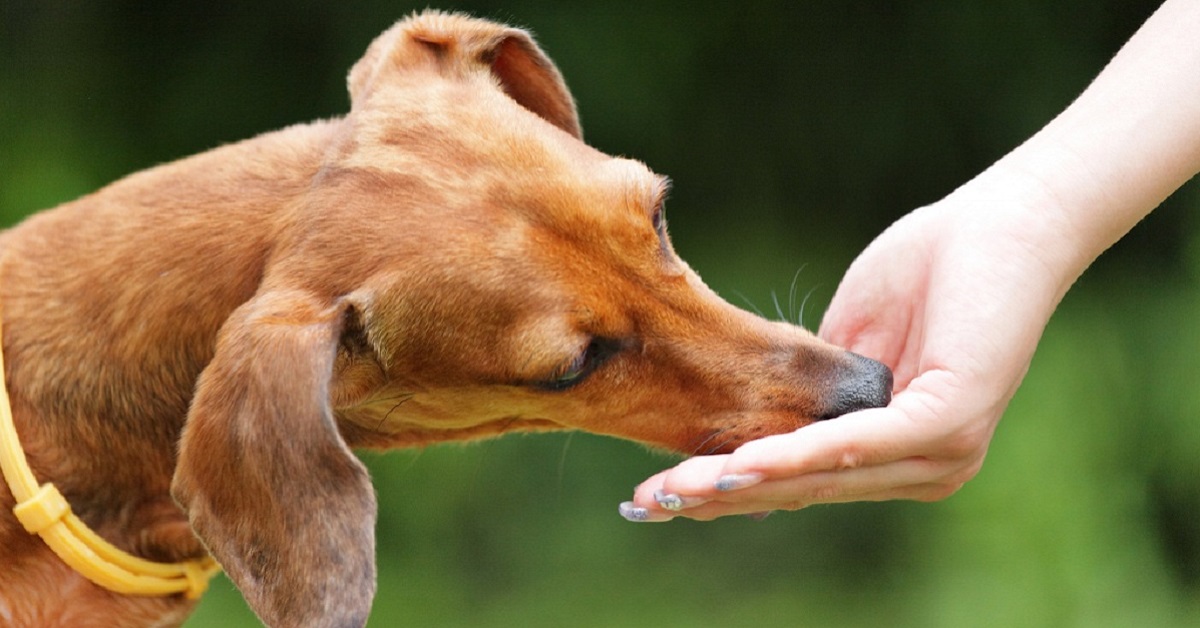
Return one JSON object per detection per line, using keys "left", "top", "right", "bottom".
{"left": 621, "top": 0, "right": 1200, "bottom": 522}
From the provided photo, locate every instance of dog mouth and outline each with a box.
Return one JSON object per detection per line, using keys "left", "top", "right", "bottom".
{"left": 674, "top": 354, "right": 893, "bottom": 455}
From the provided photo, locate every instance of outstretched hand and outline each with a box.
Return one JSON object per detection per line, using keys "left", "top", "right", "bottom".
{"left": 620, "top": 0, "right": 1200, "bottom": 522}
{"left": 621, "top": 189, "right": 1068, "bottom": 521}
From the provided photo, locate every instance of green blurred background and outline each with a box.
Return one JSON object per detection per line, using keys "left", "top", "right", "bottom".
{"left": 3, "top": 1, "right": 1198, "bottom": 626}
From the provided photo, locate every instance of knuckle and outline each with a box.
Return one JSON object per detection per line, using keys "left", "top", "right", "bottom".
{"left": 938, "top": 426, "right": 990, "bottom": 461}
{"left": 945, "top": 460, "right": 983, "bottom": 486}
{"left": 913, "top": 457, "right": 984, "bottom": 502}
{"left": 834, "top": 447, "right": 864, "bottom": 471}
{"left": 809, "top": 484, "right": 843, "bottom": 501}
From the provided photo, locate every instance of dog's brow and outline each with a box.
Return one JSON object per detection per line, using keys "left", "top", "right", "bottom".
{"left": 652, "top": 176, "right": 673, "bottom": 209}
{"left": 616, "top": 160, "right": 670, "bottom": 213}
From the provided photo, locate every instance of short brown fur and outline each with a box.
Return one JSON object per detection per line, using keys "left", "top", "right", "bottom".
{"left": 0, "top": 12, "right": 889, "bottom": 627}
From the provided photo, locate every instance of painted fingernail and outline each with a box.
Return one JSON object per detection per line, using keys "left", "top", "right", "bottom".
{"left": 745, "top": 511, "right": 773, "bottom": 522}
{"left": 653, "top": 490, "right": 708, "bottom": 511}
{"left": 618, "top": 501, "right": 671, "bottom": 522}
{"left": 714, "top": 473, "right": 764, "bottom": 492}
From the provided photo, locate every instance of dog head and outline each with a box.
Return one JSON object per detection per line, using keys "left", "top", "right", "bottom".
{"left": 173, "top": 12, "right": 891, "bottom": 627}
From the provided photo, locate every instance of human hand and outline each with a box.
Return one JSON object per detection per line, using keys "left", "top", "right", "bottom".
{"left": 620, "top": 0, "right": 1200, "bottom": 521}
{"left": 621, "top": 186, "right": 1071, "bottom": 521}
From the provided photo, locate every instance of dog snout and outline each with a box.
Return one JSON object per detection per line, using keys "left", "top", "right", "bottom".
{"left": 818, "top": 352, "right": 893, "bottom": 420}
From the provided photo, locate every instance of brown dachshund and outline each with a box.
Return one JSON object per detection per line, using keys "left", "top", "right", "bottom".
{"left": 0, "top": 11, "right": 891, "bottom": 628}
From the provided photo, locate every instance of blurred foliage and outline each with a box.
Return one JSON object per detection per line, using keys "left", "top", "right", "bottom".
{"left": 2, "top": 1, "right": 1198, "bottom": 626}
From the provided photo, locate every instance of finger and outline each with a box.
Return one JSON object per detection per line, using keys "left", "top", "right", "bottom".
{"left": 656, "top": 482, "right": 963, "bottom": 522}
{"left": 632, "top": 391, "right": 954, "bottom": 510}
{"left": 647, "top": 454, "right": 963, "bottom": 514}
{"left": 622, "top": 461, "right": 965, "bottom": 522}
{"left": 635, "top": 453, "right": 962, "bottom": 520}
{"left": 718, "top": 387, "right": 959, "bottom": 480}
{"left": 710, "top": 451, "right": 974, "bottom": 506}
{"left": 625, "top": 381, "right": 979, "bottom": 518}
{"left": 703, "top": 456, "right": 949, "bottom": 506}
{"left": 631, "top": 455, "right": 729, "bottom": 509}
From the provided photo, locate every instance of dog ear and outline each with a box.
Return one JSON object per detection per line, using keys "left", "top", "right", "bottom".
{"left": 348, "top": 11, "right": 582, "bottom": 139}
{"left": 172, "top": 290, "right": 377, "bottom": 628}
{"left": 479, "top": 30, "right": 582, "bottom": 139}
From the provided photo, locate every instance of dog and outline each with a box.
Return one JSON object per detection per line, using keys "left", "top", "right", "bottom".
{"left": 0, "top": 11, "right": 892, "bottom": 628}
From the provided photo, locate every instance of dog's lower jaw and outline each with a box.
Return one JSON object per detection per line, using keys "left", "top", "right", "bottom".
{"left": 338, "top": 412, "right": 565, "bottom": 449}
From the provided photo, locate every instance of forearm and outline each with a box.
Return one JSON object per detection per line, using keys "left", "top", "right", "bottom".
{"left": 624, "top": 5, "right": 1200, "bottom": 518}
{"left": 965, "top": 0, "right": 1200, "bottom": 290}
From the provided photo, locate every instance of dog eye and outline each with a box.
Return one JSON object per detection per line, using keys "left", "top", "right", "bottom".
{"left": 538, "top": 338, "right": 620, "bottom": 391}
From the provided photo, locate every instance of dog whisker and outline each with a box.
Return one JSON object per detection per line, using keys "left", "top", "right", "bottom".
{"left": 375, "top": 393, "right": 417, "bottom": 403}
{"left": 701, "top": 433, "right": 742, "bottom": 456}
{"left": 346, "top": 392, "right": 411, "bottom": 411}
{"left": 771, "top": 290, "right": 786, "bottom": 322}
{"left": 497, "top": 415, "right": 522, "bottom": 434}
{"left": 555, "top": 431, "right": 575, "bottom": 505}
{"left": 786, "top": 264, "right": 808, "bottom": 324}
{"left": 798, "top": 284, "right": 820, "bottom": 329}
{"left": 731, "top": 289, "right": 765, "bottom": 318}
{"left": 376, "top": 393, "right": 415, "bottom": 432}
{"left": 687, "top": 428, "right": 728, "bottom": 457}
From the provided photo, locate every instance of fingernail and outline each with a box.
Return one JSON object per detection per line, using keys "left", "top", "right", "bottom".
{"left": 618, "top": 501, "right": 671, "bottom": 522}
{"left": 714, "top": 473, "right": 764, "bottom": 492}
{"left": 745, "top": 511, "right": 773, "bottom": 522}
{"left": 653, "top": 490, "right": 708, "bottom": 511}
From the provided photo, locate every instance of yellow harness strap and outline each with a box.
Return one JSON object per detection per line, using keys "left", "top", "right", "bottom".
{"left": 0, "top": 316, "right": 220, "bottom": 599}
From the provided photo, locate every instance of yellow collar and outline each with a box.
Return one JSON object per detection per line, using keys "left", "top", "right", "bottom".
{"left": 0, "top": 316, "right": 220, "bottom": 599}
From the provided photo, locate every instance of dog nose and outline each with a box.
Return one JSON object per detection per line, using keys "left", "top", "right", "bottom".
{"left": 818, "top": 352, "right": 893, "bottom": 420}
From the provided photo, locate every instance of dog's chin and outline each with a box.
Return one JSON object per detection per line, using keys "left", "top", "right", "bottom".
{"left": 657, "top": 401, "right": 892, "bottom": 457}
{"left": 338, "top": 412, "right": 570, "bottom": 449}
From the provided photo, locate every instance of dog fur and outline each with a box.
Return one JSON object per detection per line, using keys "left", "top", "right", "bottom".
{"left": 0, "top": 12, "right": 891, "bottom": 627}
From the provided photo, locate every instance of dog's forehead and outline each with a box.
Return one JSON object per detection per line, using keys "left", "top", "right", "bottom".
{"left": 486, "top": 157, "right": 666, "bottom": 260}
{"left": 343, "top": 84, "right": 663, "bottom": 215}
{"left": 348, "top": 75, "right": 647, "bottom": 171}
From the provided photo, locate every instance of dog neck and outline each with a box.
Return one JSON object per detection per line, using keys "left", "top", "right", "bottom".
{"left": 0, "top": 120, "right": 344, "bottom": 621}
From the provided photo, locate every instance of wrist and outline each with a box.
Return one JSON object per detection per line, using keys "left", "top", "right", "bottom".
{"left": 939, "top": 152, "right": 1098, "bottom": 301}
{"left": 945, "top": 0, "right": 1200, "bottom": 295}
